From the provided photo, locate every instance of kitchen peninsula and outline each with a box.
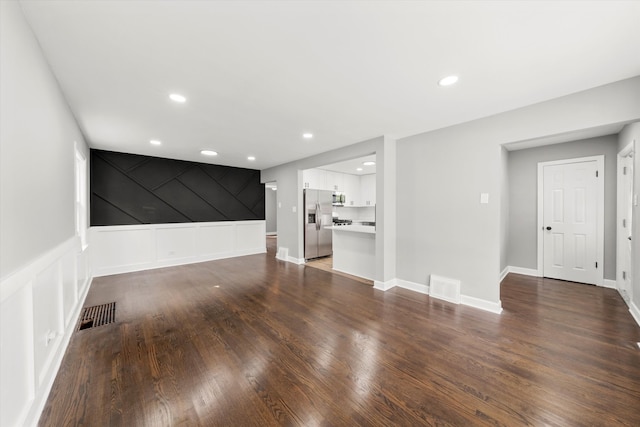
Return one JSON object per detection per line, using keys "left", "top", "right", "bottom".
{"left": 328, "top": 224, "right": 376, "bottom": 280}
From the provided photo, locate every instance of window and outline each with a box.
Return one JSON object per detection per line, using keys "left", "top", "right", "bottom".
{"left": 75, "top": 143, "right": 87, "bottom": 249}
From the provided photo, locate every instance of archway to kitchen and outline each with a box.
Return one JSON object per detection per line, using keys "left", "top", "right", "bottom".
{"left": 302, "top": 154, "right": 376, "bottom": 285}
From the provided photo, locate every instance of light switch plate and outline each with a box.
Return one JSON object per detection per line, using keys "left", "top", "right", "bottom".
{"left": 292, "top": 206, "right": 297, "bottom": 213}
{"left": 480, "top": 193, "right": 489, "bottom": 204}
{"left": 278, "top": 202, "right": 282, "bottom": 208}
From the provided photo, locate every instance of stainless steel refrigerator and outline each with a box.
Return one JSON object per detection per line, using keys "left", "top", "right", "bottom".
{"left": 304, "top": 189, "right": 333, "bottom": 260}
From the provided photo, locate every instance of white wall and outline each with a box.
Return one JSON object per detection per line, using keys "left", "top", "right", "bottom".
{"left": 506, "top": 135, "right": 619, "bottom": 279}
{"left": 0, "top": 1, "right": 91, "bottom": 426}
{"left": 618, "top": 121, "right": 640, "bottom": 324}
{"left": 0, "top": 0, "right": 88, "bottom": 278}
{"left": 396, "top": 77, "right": 640, "bottom": 307}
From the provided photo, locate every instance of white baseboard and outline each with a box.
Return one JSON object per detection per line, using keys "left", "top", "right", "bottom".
{"left": 630, "top": 301, "right": 640, "bottom": 328}
{"left": 499, "top": 267, "right": 509, "bottom": 282}
{"left": 508, "top": 266, "right": 540, "bottom": 277}
{"left": 275, "top": 247, "right": 305, "bottom": 265}
{"left": 602, "top": 279, "right": 616, "bottom": 289}
{"left": 376, "top": 277, "right": 501, "bottom": 315}
{"left": 266, "top": 231, "right": 277, "bottom": 236}
{"left": 276, "top": 246, "right": 288, "bottom": 261}
{"left": 287, "top": 256, "right": 306, "bottom": 265}
{"left": 373, "top": 278, "right": 397, "bottom": 291}
{"left": 396, "top": 279, "right": 429, "bottom": 295}
{"left": 461, "top": 295, "right": 503, "bottom": 314}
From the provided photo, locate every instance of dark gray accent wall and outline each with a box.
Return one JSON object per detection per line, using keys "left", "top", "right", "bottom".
{"left": 91, "top": 150, "right": 265, "bottom": 225}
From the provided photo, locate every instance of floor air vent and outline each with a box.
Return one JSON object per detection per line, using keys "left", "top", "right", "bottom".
{"left": 277, "top": 247, "right": 288, "bottom": 261}
{"left": 429, "top": 275, "right": 461, "bottom": 304}
{"left": 76, "top": 302, "right": 116, "bottom": 331}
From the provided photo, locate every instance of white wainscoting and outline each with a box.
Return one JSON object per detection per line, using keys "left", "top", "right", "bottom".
{"left": 91, "top": 221, "right": 266, "bottom": 277}
{"left": 0, "top": 235, "right": 91, "bottom": 427}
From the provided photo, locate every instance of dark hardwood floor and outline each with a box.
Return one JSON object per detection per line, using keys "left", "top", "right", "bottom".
{"left": 39, "top": 240, "right": 640, "bottom": 426}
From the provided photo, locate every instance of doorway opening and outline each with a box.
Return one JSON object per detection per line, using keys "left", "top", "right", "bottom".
{"left": 265, "top": 181, "right": 278, "bottom": 256}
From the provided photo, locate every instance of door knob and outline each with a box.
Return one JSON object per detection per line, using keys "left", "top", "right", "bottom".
{"left": 546, "top": 226, "right": 552, "bottom": 231}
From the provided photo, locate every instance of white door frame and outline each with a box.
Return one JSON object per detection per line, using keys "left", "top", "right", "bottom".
{"left": 537, "top": 155, "right": 605, "bottom": 286}
{"left": 617, "top": 141, "right": 635, "bottom": 302}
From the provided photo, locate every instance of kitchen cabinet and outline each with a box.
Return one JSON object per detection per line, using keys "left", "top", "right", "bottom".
{"left": 359, "top": 174, "right": 376, "bottom": 206}
{"left": 342, "top": 174, "right": 360, "bottom": 206}
{"left": 327, "top": 171, "right": 344, "bottom": 191}
{"left": 302, "top": 169, "right": 375, "bottom": 207}
{"left": 302, "top": 168, "right": 326, "bottom": 190}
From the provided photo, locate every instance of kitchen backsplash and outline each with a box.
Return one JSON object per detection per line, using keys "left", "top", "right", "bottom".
{"left": 333, "top": 206, "right": 375, "bottom": 222}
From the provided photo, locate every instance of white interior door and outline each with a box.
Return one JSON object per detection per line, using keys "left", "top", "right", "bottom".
{"left": 542, "top": 159, "right": 601, "bottom": 285}
{"left": 617, "top": 147, "right": 634, "bottom": 302}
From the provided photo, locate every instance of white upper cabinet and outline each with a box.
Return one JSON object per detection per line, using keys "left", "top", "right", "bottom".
{"left": 328, "top": 171, "right": 345, "bottom": 192}
{"left": 360, "top": 174, "right": 376, "bottom": 206}
{"left": 342, "top": 174, "right": 360, "bottom": 206}
{"left": 302, "top": 168, "right": 375, "bottom": 206}
{"left": 302, "top": 168, "right": 326, "bottom": 190}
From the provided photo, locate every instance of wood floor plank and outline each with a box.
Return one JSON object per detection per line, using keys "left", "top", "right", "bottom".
{"left": 38, "top": 241, "right": 640, "bottom": 426}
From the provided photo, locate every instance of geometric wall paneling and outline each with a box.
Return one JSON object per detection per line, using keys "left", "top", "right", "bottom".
{"left": 90, "top": 150, "right": 265, "bottom": 226}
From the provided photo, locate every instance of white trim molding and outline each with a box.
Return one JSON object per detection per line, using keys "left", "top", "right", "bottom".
{"left": 461, "top": 295, "right": 504, "bottom": 314}
{"left": 630, "top": 302, "right": 640, "bottom": 329}
{"left": 396, "top": 279, "right": 429, "bottom": 295}
{"left": 507, "top": 266, "right": 541, "bottom": 277}
{"left": 91, "top": 220, "right": 266, "bottom": 277}
{"left": 499, "top": 267, "right": 509, "bottom": 282}
{"left": 376, "top": 277, "right": 501, "bottom": 314}
{"left": 373, "top": 278, "right": 397, "bottom": 291}
{"left": 602, "top": 279, "right": 617, "bottom": 289}
{"left": 287, "top": 256, "right": 306, "bottom": 265}
{"left": 0, "top": 235, "right": 92, "bottom": 427}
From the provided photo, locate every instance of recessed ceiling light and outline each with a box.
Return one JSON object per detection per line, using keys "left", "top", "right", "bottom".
{"left": 363, "top": 161, "right": 376, "bottom": 166}
{"left": 149, "top": 139, "right": 162, "bottom": 146}
{"left": 247, "top": 156, "right": 256, "bottom": 161}
{"left": 271, "top": 187, "right": 277, "bottom": 191}
{"left": 438, "top": 75, "right": 459, "bottom": 86}
{"left": 303, "top": 133, "right": 313, "bottom": 139}
{"left": 169, "top": 93, "right": 187, "bottom": 103}
{"left": 356, "top": 167, "right": 363, "bottom": 171}
{"left": 201, "top": 150, "right": 218, "bottom": 156}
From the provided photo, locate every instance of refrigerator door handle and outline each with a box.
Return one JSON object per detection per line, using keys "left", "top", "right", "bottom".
{"left": 316, "top": 203, "right": 321, "bottom": 230}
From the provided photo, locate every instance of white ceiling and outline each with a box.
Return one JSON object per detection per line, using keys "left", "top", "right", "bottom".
{"left": 320, "top": 155, "right": 376, "bottom": 176}
{"left": 19, "top": 0, "right": 640, "bottom": 170}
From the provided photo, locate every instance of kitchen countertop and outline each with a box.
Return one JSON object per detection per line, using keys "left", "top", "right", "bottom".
{"left": 326, "top": 225, "right": 376, "bottom": 234}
